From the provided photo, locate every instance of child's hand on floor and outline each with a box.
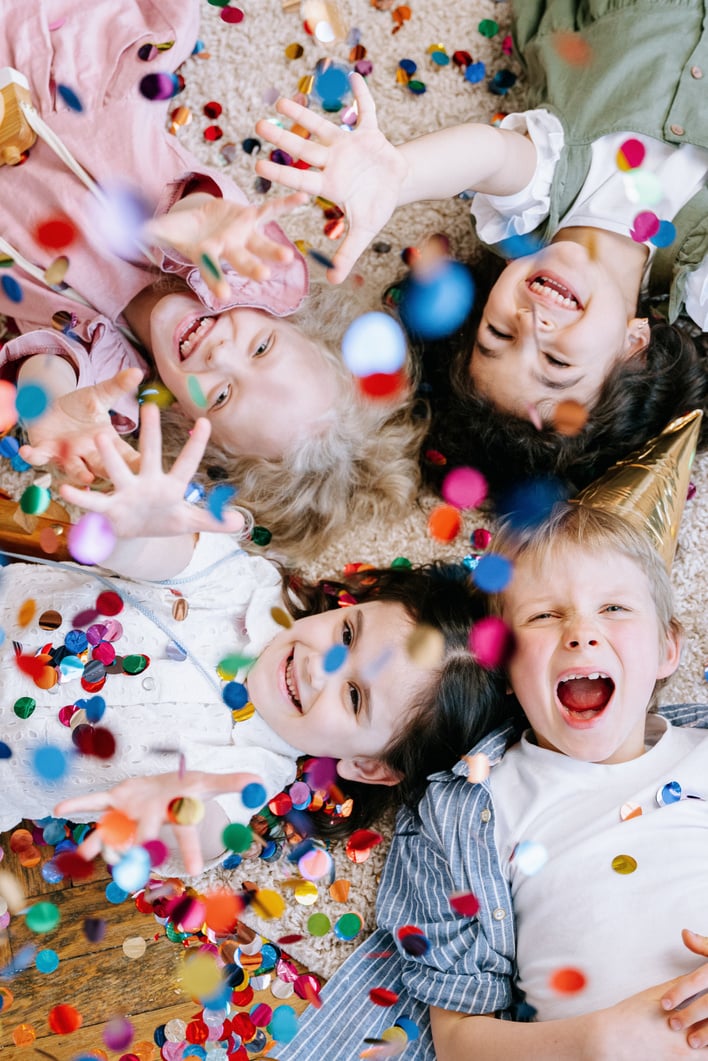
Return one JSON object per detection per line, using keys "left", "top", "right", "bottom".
{"left": 145, "top": 190, "right": 308, "bottom": 299}
{"left": 255, "top": 72, "right": 407, "bottom": 284}
{"left": 59, "top": 401, "right": 249, "bottom": 540}
{"left": 54, "top": 768, "right": 263, "bottom": 876}
{"left": 19, "top": 367, "right": 143, "bottom": 485}
{"left": 660, "top": 928, "right": 708, "bottom": 1049}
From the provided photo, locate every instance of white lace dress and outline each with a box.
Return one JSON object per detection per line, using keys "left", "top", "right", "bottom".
{"left": 0, "top": 535, "right": 300, "bottom": 831}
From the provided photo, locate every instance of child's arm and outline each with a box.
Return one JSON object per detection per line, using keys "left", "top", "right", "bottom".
{"left": 432, "top": 962, "right": 707, "bottom": 1059}
{"left": 60, "top": 403, "right": 247, "bottom": 581}
{"left": 144, "top": 189, "right": 308, "bottom": 300}
{"left": 54, "top": 767, "right": 264, "bottom": 876}
{"left": 17, "top": 364, "right": 143, "bottom": 484}
{"left": 254, "top": 72, "right": 537, "bottom": 283}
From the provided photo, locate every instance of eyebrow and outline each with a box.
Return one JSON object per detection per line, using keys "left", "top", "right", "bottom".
{"left": 475, "top": 342, "right": 584, "bottom": 392}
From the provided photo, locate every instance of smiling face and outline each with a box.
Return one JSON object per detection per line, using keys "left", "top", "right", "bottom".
{"left": 148, "top": 293, "right": 340, "bottom": 459}
{"left": 244, "top": 600, "right": 436, "bottom": 780}
{"left": 501, "top": 544, "right": 680, "bottom": 764}
{"left": 469, "top": 242, "right": 650, "bottom": 421}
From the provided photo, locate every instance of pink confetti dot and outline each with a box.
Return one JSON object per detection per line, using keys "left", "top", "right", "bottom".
{"left": 630, "top": 210, "right": 660, "bottom": 242}
{"left": 468, "top": 617, "right": 513, "bottom": 669}
{"left": 441, "top": 466, "right": 487, "bottom": 510}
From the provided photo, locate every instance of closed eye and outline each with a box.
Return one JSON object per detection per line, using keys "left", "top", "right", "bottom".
{"left": 544, "top": 352, "right": 570, "bottom": 369}
{"left": 487, "top": 322, "right": 513, "bottom": 340}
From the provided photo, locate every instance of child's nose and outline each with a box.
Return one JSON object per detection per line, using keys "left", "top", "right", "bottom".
{"left": 564, "top": 619, "right": 599, "bottom": 649}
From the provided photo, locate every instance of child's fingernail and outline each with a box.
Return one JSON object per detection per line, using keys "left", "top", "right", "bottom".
{"left": 669, "top": 1018, "right": 682, "bottom": 1030}
{"left": 662, "top": 998, "right": 674, "bottom": 1010}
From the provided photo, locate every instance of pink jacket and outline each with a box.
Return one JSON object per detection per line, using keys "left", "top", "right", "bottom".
{"left": 0, "top": 0, "right": 308, "bottom": 430}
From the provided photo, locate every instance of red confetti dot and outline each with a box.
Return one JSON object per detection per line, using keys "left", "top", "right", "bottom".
{"left": 34, "top": 216, "right": 77, "bottom": 251}
{"left": 204, "top": 125, "right": 224, "bottom": 141}
{"left": 449, "top": 890, "right": 480, "bottom": 918}
{"left": 48, "top": 1004, "right": 83, "bottom": 1034}
{"left": 231, "top": 985, "right": 254, "bottom": 1006}
{"left": 203, "top": 100, "right": 223, "bottom": 119}
{"left": 369, "top": 987, "right": 399, "bottom": 1007}
{"left": 52, "top": 851, "right": 95, "bottom": 881}
{"left": 346, "top": 828, "right": 384, "bottom": 864}
{"left": 616, "top": 137, "right": 646, "bottom": 171}
{"left": 95, "top": 590, "right": 123, "bottom": 616}
{"left": 220, "top": 6, "right": 244, "bottom": 23}
{"left": 357, "top": 368, "right": 408, "bottom": 400}
{"left": 230, "top": 1012, "right": 256, "bottom": 1041}
{"left": 549, "top": 967, "right": 587, "bottom": 994}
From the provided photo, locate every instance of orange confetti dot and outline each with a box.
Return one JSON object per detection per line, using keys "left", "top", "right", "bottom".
{"left": 428, "top": 503, "right": 462, "bottom": 542}
{"left": 39, "top": 527, "right": 61, "bottom": 554}
{"left": 552, "top": 30, "right": 593, "bottom": 66}
{"left": 329, "top": 878, "right": 351, "bottom": 903}
{"left": 9, "top": 828, "right": 34, "bottom": 853}
{"left": 16, "top": 598, "right": 36, "bottom": 627}
{"left": 203, "top": 888, "right": 243, "bottom": 934}
{"left": 549, "top": 967, "right": 587, "bottom": 994}
{"left": 96, "top": 809, "right": 137, "bottom": 847}
{"left": 13, "top": 1023, "right": 35, "bottom": 1046}
{"left": 552, "top": 400, "right": 588, "bottom": 436}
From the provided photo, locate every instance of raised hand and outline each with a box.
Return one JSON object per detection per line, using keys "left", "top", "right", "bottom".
{"left": 54, "top": 768, "right": 263, "bottom": 876}
{"left": 19, "top": 367, "right": 143, "bottom": 485}
{"left": 59, "top": 401, "right": 250, "bottom": 540}
{"left": 145, "top": 190, "right": 308, "bottom": 298}
{"left": 255, "top": 72, "right": 407, "bottom": 284}
{"left": 660, "top": 929, "right": 708, "bottom": 1049}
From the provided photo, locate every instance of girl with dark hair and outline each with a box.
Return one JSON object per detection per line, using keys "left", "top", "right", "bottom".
{"left": 258, "top": 0, "right": 708, "bottom": 488}
{"left": 2, "top": 412, "right": 508, "bottom": 876}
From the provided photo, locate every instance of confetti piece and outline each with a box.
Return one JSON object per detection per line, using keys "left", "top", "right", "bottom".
{"left": 441, "top": 466, "right": 487, "bottom": 509}
{"left": 549, "top": 967, "right": 587, "bottom": 994}
{"left": 342, "top": 312, "right": 407, "bottom": 376}
{"left": 428, "top": 503, "right": 462, "bottom": 542}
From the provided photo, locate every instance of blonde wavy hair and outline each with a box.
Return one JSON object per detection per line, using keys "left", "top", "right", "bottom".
{"left": 159, "top": 282, "right": 428, "bottom": 559}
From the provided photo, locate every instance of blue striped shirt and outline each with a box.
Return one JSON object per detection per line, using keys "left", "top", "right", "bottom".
{"left": 279, "top": 703, "right": 708, "bottom": 1060}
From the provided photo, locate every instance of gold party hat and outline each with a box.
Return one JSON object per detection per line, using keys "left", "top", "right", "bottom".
{"left": 570, "top": 409, "right": 702, "bottom": 570}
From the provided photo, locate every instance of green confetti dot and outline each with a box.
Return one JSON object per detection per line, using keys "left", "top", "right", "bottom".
{"left": 20, "top": 484, "right": 51, "bottom": 515}
{"left": 25, "top": 901, "right": 61, "bottom": 934}
{"left": 187, "top": 374, "right": 207, "bottom": 408}
{"left": 14, "top": 697, "right": 36, "bottom": 719}
{"left": 222, "top": 822, "right": 253, "bottom": 853}
{"left": 478, "top": 18, "right": 499, "bottom": 37}
{"left": 307, "top": 913, "right": 331, "bottom": 937}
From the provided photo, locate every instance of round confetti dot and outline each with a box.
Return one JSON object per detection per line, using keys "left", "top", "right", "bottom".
{"left": 180, "top": 952, "right": 222, "bottom": 999}
{"left": 13, "top": 1024, "right": 36, "bottom": 1047}
{"left": 222, "top": 680, "right": 249, "bottom": 710}
{"left": 1, "top": 274, "right": 23, "bottom": 303}
{"left": 650, "top": 220, "right": 677, "bottom": 248}
{"left": 14, "top": 696, "right": 36, "bottom": 719}
{"left": 449, "top": 890, "right": 480, "bottom": 917}
{"left": 657, "top": 780, "right": 682, "bottom": 806}
{"left": 334, "top": 912, "right": 363, "bottom": 941}
{"left": 68, "top": 513, "right": 116, "bottom": 565}
{"left": 251, "top": 888, "right": 286, "bottom": 919}
{"left": 468, "top": 616, "right": 512, "bottom": 669}
{"left": 342, "top": 312, "right": 407, "bottom": 376}
{"left": 96, "top": 590, "right": 123, "bottom": 616}
{"left": 624, "top": 169, "right": 663, "bottom": 207}
{"left": 113, "top": 847, "right": 151, "bottom": 892}
{"left": 630, "top": 210, "right": 660, "bottom": 243}
{"left": 220, "top": 6, "right": 244, "bottom": 23}
{"left": 204, "top": 124, "right": 223, "bottom": 141}
{"left": 306, "top": 913, "right": 331, "bottom": 938}
{"left": 616, "top": 137, "right": 646, "bottom": 171}
{"left": 472, "top": 553, "right": 512, "bottom": 593}
{"left": 122, "top": 936, "right": 147, "bottom": 959}
{"left": 406, "top": 623, "right": 445, "bottom": 668}
{"left": 552, "top": 29, "right": 593, "bottom": 66}
{"left": 25, "top": 901, "right": 60, "bottom": 934}
{"left": 369, "top": 987, "right": 399, "bottom": 1007}
{"left": 267, "top": 1005, "right": 298, "bottom": 1044}
{"left": 512, "top": 840, "right": 548, "bottom": 876}
{"left": 167, "top": 797, "right": 204, "bottom": 826}
{"left": 549, "top": 967, "right": 587, "bottom": 994}
{"left": 552, "top": 400, "right": 588, "bottom": 436}
{"left": 619, "top": 801, "right": 642, "bottom": 821}
{"left": 323, "top": 643, "right": 348, "bottom": 673}
{"left": 478, "top": 18, "right": 499, "bottom": 36}
{"left": 32, "top": 745, "right": 67, "bottom": 782}
{"left": 441, "top": 466, "right": 487, "bottom": 510}
{"left": 39, "top": 609, "right": 62, "bottom": 630}
{"left": 397, "top": 925, "right": 430, "bottom": 957}
{"left": 122, "top": 654, "right": 149, "bottom": 675}
{"left": 222, "top": 822, "right": 253, "bottom": 853}
{"left": 34, "top": 216, "right": 77, "bottom": 250}
{"left": 15, "top": 382, "right": 48, "bottom": 421}
{"left": 139, "top": 72, "right": 182, "bottom": 100}
{"left": 106, "top": 881, "right": 129, "bottom": 904}
{"left": 611, "top": 853, "right": 638, "bottom": 875}
{"left": 48, "top": 1003, "right": 83, "bottom": 1034}
{"left": 428, "top": 503, "right": 462, "bottom": 542}
{"left": 103, "top": 1017, "right": 134, "bottom": 1051}
{"left": 399, "top": 261, "right": 475, "bottom": 339}
{"left": 241, "top": 782, "right": 267, "bottom": 810}
{"left": 20, "top": 484, "right": 51, "bottom": 515}
{"left": 35, "top": 948, "right": 59, "bottom": 974}
{"left": 313, "top": 64, "right": 350, "bottom": 107}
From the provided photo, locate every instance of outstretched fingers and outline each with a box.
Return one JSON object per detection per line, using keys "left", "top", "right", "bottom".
{"left": 169, "top": 416, "right": 212, "bottom": 484}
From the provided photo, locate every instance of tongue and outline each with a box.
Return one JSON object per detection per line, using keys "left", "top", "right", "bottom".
{"left": 558, "top": 677, "right": 613, "bottom": 711}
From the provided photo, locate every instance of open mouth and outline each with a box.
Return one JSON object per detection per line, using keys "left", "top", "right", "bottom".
{"left": 178, "top": 315, "right": 215, "bottom": 360}
{"left": 557, "top": 672, "right": 614, "bottom": 720}
{"left": 284, "top": 650, "right": 303, "bottom": 712}
{"left": 527, "top": 273, "right": 584, "bottom": 312}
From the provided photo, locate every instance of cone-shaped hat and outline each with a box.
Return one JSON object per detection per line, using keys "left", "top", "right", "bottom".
{"left": 570, "top": 409, "right": 702, "bottom": 570}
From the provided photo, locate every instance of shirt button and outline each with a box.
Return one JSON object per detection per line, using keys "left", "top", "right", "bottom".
{"left": 691, "top": 65, "right": 703, "bottom": 79}
{"left": 670, "top": 123, "right": 685, "bottom": 136}
{"left": 480, "top": 808, "right": 491, "bottom": 823}
{"left": 492, "top": 907, "right": 507, "bottom": 921}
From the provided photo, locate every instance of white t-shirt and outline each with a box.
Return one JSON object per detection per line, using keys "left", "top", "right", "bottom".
{"left": 471, "top": 110, "right": 708, "bottom": 330}
{"left": 490, "top": 714, "right": 708, "bottom": 1020}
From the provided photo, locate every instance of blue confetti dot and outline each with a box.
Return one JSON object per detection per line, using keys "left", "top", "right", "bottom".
{"left": 10, "top": 453, "right": 32, "bottom": 472}
{"left": 222, "top": 852, "right": 242, "bottom": 870}
{"left": 658, "top": 780, "right": 682, "bottom": 806}
{"left": 267, "top": 1006, "right": 299, "bottom": 1044}
{"left": 83, "top": 695, "right": 106, "bottom": 723}
{"left": 105, "top": 881, "right": 129, "bottom": 905}
{"left": 399, "top": 58, "right": 417, "bottom": 75}
{"left": 0, "top": 741, "right": 11, "bottom": 759}
{"left": 41, "top": 860, "right": 65, "bottom": 885}
{"left": 650, "top": 220, "right": 677, "bottom": 248}
{"left": 184, "top": 480, "right": 205, "bottom": 504}
{"left": 57, "top": 83, "right": 83, "bottom": 111}
{"left": 314, "top": 64, "right": 350, "bottom": 106}
{"left": 65, "top": 629, "right": 89, "bottom": 654}
{"left": 36, "top": 948, "right": 59, "bottom": 974}
{"left": 1, "top": 274, "right": 22, "bottom": 303}
{"left": 395, "top": 1017, "right": 420, "bottom": 1042}
{"left": 0, "top": 436, "right": 19, "bottom": 458}
{"left": 399, "top": 261, "right": 475, "bottom": 339}
{"left": 323, "top": 643, "right": 348, "bottom": 673}
{"left": 464, "top": 61, "right": 486, "bottom": 83}
{"left": 42, "top": 818, "right": 67, "bottom": 844}
{"left": 15, "top": 382, "right": 49, "bottom": 422}
{"left": 241, "top": 782, "right": 267, "bottom": 810}
{"left": 497, "top": 476, "right": 569, "bottom": 531}
{"left": 497, "top": 232, "right": 545, "bottom": 260}
{"left": 32, "top": 745, "right": 67, "bottom": 782}
{"left": 207, "top": 483, "right": 237, "bottom": 521}
{"left": 472, "top": 553, "right": 513, "bottom": 593}
{"left": 222, "top": 680, "right": 249, "bottom": 710}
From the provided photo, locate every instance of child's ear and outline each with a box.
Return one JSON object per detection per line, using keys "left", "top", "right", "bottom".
{"left": 657, "top": 617, "right": 683, "bottom": 680}
{"left": 337, "top": 757, "right": 402, "bottom": 787}
{"left": 622, "top": 317, "right": 650, "bottom": 360}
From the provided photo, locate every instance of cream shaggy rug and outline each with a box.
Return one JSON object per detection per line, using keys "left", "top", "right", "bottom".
{"left": 2, "top": 0, "right": 707, "bottom": 988}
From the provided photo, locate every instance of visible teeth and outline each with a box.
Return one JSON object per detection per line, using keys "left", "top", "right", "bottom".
{"left": 562, "top": 672, "right": 609, "bottom": 682}
{"left": 285, "top": 654, "right": 301, "bottom": 707}
{"left": 179, "top": 316, "right": 210, "bottom": 356}
{"left": 529, "top": 278, "right": 578, "bottom": 310}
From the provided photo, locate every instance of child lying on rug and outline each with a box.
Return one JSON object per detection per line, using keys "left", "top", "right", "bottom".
{"left": 0, "top": 410, "right": 507, "bottom": 877}
{"left": 258, "top": 0, "right": 708, "bottom": 501}
{"left": 0, "top": 0, "right": 423, "bottom": 559}
{"left": 282, "top": 504, "right": 708, "bottom": 1059}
